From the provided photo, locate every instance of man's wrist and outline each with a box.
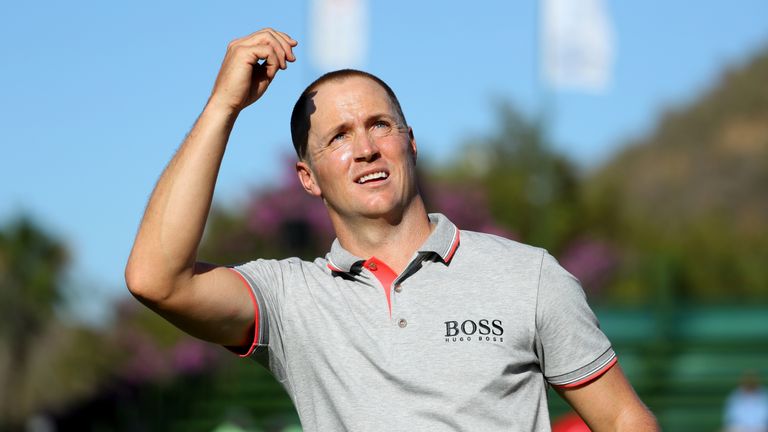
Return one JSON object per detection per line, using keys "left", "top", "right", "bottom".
{"left": 201, "top": 99, "right": 241, "bottom": 127}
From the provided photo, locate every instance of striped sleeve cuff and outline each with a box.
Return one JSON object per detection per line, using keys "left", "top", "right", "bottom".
{"left": 548, "top": 348, "right": 617, "bottom": 388}
{"left": 223, "top": 267, "right": 269, "bottom": 359}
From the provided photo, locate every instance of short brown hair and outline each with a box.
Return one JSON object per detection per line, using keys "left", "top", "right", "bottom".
{"left": 290, "top": 69, "right": 407, "bottom": 161}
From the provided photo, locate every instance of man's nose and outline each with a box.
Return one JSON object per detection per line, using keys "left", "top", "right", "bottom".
{"left": 353, "top": 131, "right": 380, "bottom": 162}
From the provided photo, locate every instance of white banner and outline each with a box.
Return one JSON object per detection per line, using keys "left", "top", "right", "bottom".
{"left": 541, "top": 0, "right": 615, "bottom": 92}
{"left": 309, "top": 0, "right": 369, "bottom": 72}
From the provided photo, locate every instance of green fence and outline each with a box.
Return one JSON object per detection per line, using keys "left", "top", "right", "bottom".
{"left": 548, "top": 306, "right": 768, "bottom": 431}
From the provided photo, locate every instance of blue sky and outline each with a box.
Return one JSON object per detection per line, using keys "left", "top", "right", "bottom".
{"left": 2, "top": 1, "right": 767, "bottom": 323}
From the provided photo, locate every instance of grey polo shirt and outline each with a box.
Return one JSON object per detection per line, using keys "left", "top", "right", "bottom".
{"left": 230, "top": 213, "right": 616, "bottom": 431}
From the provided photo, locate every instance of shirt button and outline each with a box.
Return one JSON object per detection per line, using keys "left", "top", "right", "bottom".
{"left": 398, "top": 318, "right": 407, "bottom": 328}
{"left": 394, "top": 284, "right": 402, "bottom": 293}
{"left": 368, "top": 262, "right": 378, "bottom": 271}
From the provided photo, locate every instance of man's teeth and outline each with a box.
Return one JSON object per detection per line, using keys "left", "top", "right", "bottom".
{"left": 358, "top": 171, "right": 388, "bottom": 184}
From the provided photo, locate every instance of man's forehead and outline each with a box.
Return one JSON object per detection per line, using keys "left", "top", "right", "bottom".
{"left": 310, "top": 76, "right": 396, "bottom": 117}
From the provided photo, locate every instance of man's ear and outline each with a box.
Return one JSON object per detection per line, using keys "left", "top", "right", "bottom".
{"left": 296, "top": 160, "right": 322, "bottom": 197}
{"left": 408, "top": 126, "right": 417, "bottom": 161}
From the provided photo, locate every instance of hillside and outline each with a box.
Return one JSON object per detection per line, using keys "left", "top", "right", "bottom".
{"left": 585, "top": 45, "right": 768, "bottom": 301}
{"left": 590, "top": 46, "right": 768, "bottom": 232}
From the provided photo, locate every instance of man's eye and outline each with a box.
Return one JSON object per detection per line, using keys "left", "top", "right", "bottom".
{"left": 331, "top": 133, "right": 346, "bottom": 143}
{"left": 371, "top": 121, "right": 392, "bottom": 136}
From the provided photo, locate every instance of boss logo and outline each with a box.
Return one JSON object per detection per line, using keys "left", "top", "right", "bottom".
{"left": 444, "top": 319, "right": 504, "bottom": 343}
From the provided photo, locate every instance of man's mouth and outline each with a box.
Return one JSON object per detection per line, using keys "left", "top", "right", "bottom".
{"left": 356, "top": 171, "right": 389, "bottom": 184}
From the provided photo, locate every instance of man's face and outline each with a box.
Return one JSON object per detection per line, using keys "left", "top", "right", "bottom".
{"left": 296, "top": 76, "right": 418, "bottom": 221}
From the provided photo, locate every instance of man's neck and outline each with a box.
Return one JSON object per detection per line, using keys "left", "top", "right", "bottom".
{"left": 330, "top": 198, "right": 432, "bottom": 275}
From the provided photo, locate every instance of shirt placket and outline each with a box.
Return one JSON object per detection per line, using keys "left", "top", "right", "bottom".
{"left": 360, "top": 253, "right": 428, "bottom": 320}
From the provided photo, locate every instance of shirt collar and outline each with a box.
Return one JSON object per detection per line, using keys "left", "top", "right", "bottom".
{"left": 326, "top": 213, "right": 460, "bottom": 273}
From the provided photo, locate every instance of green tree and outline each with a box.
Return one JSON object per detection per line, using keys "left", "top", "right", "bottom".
{"left": 436, "top": 102, "right": 583, "bottom": 254}
{"left": 0, "top": 216, "right": 68, "bottom": 424}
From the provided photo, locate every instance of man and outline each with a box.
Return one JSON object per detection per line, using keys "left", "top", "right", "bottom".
{"left": 126, "top": 28, "right": 658, "bottom": 431}
{"left": 724, "top": 371, "right": 768, "bottom": 432}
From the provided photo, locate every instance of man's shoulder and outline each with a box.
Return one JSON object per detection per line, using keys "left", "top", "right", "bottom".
{"left": 232, "top": 255, "right": 331, "bottom": 275}
{"left": 458, "top": 229, "right": 545, "bottom": 260}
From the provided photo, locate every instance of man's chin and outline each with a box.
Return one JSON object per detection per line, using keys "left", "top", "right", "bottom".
{"left": 357, "top": 205, "right": 407, "bottom": 223}
{"left": 327, "top": 195, "right": 412, "bottom": 223}
{"left": 358, "top": 207, "right": 395, "bottom": 219}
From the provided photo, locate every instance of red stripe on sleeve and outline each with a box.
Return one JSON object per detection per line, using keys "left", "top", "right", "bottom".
{"left": 554, "top": 357, "right": 618, "bottom": 389}
{"left": 225, "top": 268, "right": 260, "bottom": 358}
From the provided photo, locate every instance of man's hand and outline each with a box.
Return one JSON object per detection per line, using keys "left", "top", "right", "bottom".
{"left": 208, "top": 28, "right": 298, "bottom": 114}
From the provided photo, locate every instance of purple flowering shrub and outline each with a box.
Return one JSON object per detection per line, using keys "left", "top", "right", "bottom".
{"left": 245, "top": 161, "right": 334, "bottom": 253}
{"left": 425, "top": 180, "right": 517, "bottom": 239}
{"left": 114, "top": 300, "right": 221, "bottom": 384}
{"left": 558, "top": 238, "right": 619, "bottom": 296}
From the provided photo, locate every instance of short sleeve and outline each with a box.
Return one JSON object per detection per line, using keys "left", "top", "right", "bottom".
{"left": 535, "top": 253, "right": 616, "bottom": 388}
{"left": 227, "top": 259, "right": 286, "bottom": 363}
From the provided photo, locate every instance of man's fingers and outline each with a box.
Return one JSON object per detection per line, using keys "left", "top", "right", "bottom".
{"left": 275, "top": 29, "right": 298, "bottom": 46}
{"left": 264, "top": 33, "right": 289, "bottom": 69}
{"left": 263, "top": 29, "right": 296, "bottom": 64}
{"left": 256, "top": 27, "right": 297, "bottom": 45}
{"left": 255, "top": 28, "right": 297, "bottom": 62}
{"left": 236, "top": 29, "right": 294, "bottom": 69}
{"left": 275, "top": 30, "right": 299, "bottom": 55}
{"left": 261, "top": 48, "right": 280, "bottom": 79}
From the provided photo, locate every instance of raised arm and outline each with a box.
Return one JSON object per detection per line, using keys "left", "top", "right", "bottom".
{"left": 125, "top": 29, "right": 297, "bottom": 347}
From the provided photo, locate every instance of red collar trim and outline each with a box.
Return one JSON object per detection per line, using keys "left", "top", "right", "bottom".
{"left": 444, "top": 229, "right": 460, "bottom": 263}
